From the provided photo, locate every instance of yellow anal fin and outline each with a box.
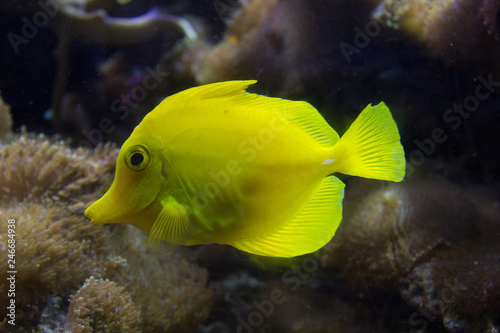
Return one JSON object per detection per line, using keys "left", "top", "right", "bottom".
{"left": 147, "top": 196, "right": 190, "bottom": 250}
{"left": 231, "top": 176, "right": 345, "bottom": 257}
{"left": 331, "top": 102, "right": 406, "bottom": 182}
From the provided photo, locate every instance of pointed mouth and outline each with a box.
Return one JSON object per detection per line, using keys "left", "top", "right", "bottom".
{"left": 85, "top": 203, "right": 115, "bottom": 226}
{"left": 89, "top": 218, "right": 104, "bottom": 226}
{"left": 85, "top": 206, "right": 99, "bottom": 226}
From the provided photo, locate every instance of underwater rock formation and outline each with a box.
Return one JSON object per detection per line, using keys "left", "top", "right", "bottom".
{"left": 374, "top": 0, "right": 500, "bottom": 70}
{"left": 323, "top": 178, "right": 500, "bottom": 331}
{"left": 0, "top": 134, "right": 212, "bottom": 332}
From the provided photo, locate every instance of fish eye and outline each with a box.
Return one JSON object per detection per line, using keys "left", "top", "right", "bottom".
{"left": 124, "top": 145, "right": 151, "bottom": 171}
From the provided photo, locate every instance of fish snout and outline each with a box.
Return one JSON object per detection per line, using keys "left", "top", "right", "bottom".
{"left": 84, "top": 193, "right": 132, "bottom": 225}
{"left": 85, "top": 204, "right": 105, "bottom": 226}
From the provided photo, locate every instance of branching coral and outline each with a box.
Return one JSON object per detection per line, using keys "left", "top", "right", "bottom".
{"left": 0, "top": 134, "right": 212, "bottom": 331}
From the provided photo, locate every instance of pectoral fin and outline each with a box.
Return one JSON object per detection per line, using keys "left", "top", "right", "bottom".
{"left": 148, "top": 196, "right": 191, "bottom": 250}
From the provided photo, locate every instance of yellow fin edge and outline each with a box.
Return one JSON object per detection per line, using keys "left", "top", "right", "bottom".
{"left": 331, "top": 102, "right": 406, "bottom": 182}
{"left": 230, "top": 176, "right": 345, "bottom": 257}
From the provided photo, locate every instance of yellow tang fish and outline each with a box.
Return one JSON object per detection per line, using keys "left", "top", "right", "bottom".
{"left": 85, "top": 80, "right": 405, "bottom": 257}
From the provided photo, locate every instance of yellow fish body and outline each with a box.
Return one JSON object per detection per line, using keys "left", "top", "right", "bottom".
{"left": 85, "top": 80, "right": 405, "bottom": 257}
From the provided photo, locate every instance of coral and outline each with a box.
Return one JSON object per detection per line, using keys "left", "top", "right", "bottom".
{"left": 374, "top": 0, "right": 500, "bottom": 69}
{"left": 46, "top": 5, "right": 199, "bottom": 131}
{"left": 398, "top": 184, "right": 500, "bottom": 332}
{"left": 190, "top": 0, "right": 278, "bottom": 84}
{"left": 254, "top": 280, "right": 394, "bottom": 333}
{"left": 0, "top": 203, "right": 104, "bottom": 309}
{"left": 0, "top": 0, "right": 198, "bottom": 46}
{"left": 64, "top": 277, "right": 141, "bottom": 333}
{"left": 322, "top": 178, "right": 500, "bottom": 331}
{"left": 46, "top": 3, "right": 198, "bottom": 124}
{"left": 1, "top": 0, "right": 500, "bottom": 331}
{"left": 50, "top": 5, "right": 198, "bottom": 45}
{"left": 322, "top": 180, "right": 480, "bottom": 289}
{"left": 0, "top": 0, "right": 200, "bottom": 143}
{"left": 184, "top": 0, "right": 378, "bottom": 98}
{"left": 0, "top": 95, "right": 13, "bottom": 141}
{"left": 400, "top": 242, "right": 500, "bottom": 332}
{"left": 0, "top": 134, "right": 117, "bottom": 203}
{"left": 0, "top": 134, "right": 212, "bottom": 332}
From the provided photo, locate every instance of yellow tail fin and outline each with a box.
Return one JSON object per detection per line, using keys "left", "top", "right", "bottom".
{"left": 330, "top": 102, "right": 405, "bottom": 182}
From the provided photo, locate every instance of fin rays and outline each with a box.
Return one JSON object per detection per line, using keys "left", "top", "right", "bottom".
{"left": 331, "top": 102, "right": 406, "bottom": 182}
{"left": 148, "top": 197, "right": 190, "bottom": 250}
{"left": 271, "top": 101, "right": 339, "bottom": 148}
{"left": 231, "top": 176, "right": 345, "bottom": 257}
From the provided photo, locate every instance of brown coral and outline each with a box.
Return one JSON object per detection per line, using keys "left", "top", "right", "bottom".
{"left": 64, "top": 277, "right": 142, "bottom": 333}
{"left": 192, "top": 0, "right": 278, "bottom": 84}
{"left": 322, "top": 179, "right": 480, "bottom": 289}
{"left": 322, "top": 178, "right": 500, "bottom": 331}
{"left": 0, "top": 95, "right": 13, "bottom": 141}
{"left": 375, "top": 0, "right": 500, "bottom": 69}
{"left": 0, "top": 134, "right": 117, "bottom": 203}
{"left": 187, "top": 0, "right": 376, "bottom": 99}
{"left": 400, "top": 242, "right": 500, "bottom": 332}
{"left": 0, "top": 135, "right": 212, "bottom": 332}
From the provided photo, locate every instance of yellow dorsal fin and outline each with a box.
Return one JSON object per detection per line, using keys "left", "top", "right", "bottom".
{"left": 330, "top": 102, "right": 406, "bottom": 182}
{"left": 230, "top": 176, "right": 345, "bottom": 257}
{"left": 266, "top": 98, "right": 340, "bottom": 148}
{"left": 228, "top": 84, "right": 340, "bottom": 148}
{"left": 155, "top": 80, "right": 339, "bottom": 148}
{"left": 156, "top": 80, "right": 257, "bottom": 108}
{"left": 147, "top": 196, "right": 190, "bottom": 250}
